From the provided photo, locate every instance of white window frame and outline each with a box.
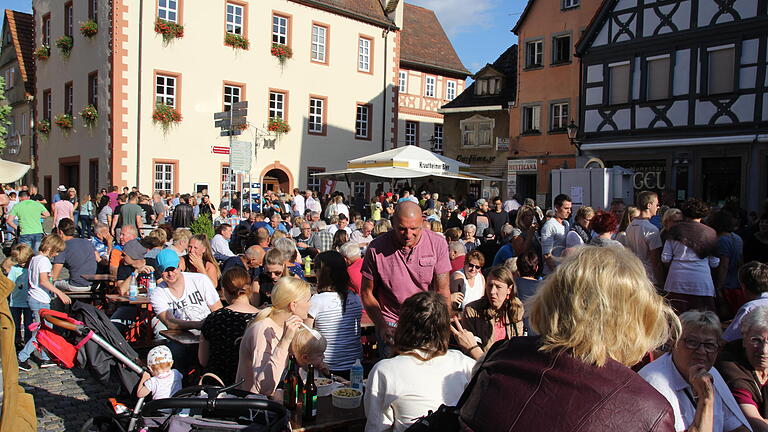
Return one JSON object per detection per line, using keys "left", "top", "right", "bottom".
{"left": 221, "top": 166, "right": 237, "bottom": 201}
{"left": 158, "top": 0, "right": 178, "bottom": 23}
{"left": 154, "top": 163, "right": 174, "bottom": 195}
{"left": 307, "top": 168, "right": 324, "bottom": 191}
{"left": 64, "top": 3, "right": 73, "bottom": 37}
{"left": 526, "top": 40, "right": 543, "bottom": 68}
{"left": 42, "top": 15, "right": 50, "bottom": 46}
{"left": 552, "top": 34, "right": 571, "bottom": 64}
{"left": 460, "top": 115, "right": 494, "bottom": 148}
{"left": 309, "top": 97, "right": 324, "bottom": 133}
{"left": 224, "top": 85, "right": 241, "bottom": 111}
{"left": 425, "top": 76, "right": 436, "bottom": 98}
{"left": 155, "top": 75, "right": 177, "bottom": 108}
{"left": 358, "top": 37, "right": 371, "bottom": 72}
{"left": 272, "top": 15, "right": 288, "bottom": 45}
{"left": 433, "top": 124, "right": 443, "bottom": 152}
{"left": 311, "top": 24, "right": 326, "bottom": 63}
{"left": 269, "top": 91, "right": 285, "bottom": 119}
{"left": 399, "top": 71, "right": 408, "bottom": 93}
{"left": 551, "top": 102, "right": 568, "bottom": 131}
{"left": 522, "top": 105, "right": 541, "bottom": 133}
{"left": 356, "top": 105, "right": 370, "bottom": 139}
{"left": 446, "top": 81, "right": 456, "bottom": 100}
{"left": 353, "top": 182, "right": 366, "bottom": 198}
{"left": 227, "top": 3, "right": 244, "bottom": 35}
{"left": 64, "top": 82, "right": 73, "bottom": 115}
{"left": 405, "top": 121, "right": 417, "bottom": 146}
{"left": 563, "top": 0, "right": 580, "bottom": 9}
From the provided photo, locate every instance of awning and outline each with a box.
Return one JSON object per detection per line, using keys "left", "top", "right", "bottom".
{"left": 0, "top": 158, "right": 31, "bottom": 183}
{"left": 581, "top": 134, "right": 768, "bottom": 151}
{"left": 313, "top": 166, "right": 485, "bottom": 181}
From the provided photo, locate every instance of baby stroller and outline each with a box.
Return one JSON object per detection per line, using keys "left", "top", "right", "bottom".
{"left": 37, "top": 306, "right": 290, "bottom": 432}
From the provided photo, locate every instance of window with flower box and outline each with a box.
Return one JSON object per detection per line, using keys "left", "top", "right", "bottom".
{"left": 42, "top": 14, "right": 50, "bottom": 46}
{"left": 88, "top": 71, "right": 98, "bottom": 109}
{"left": 88, "top": 0, "right": 98, "bottom": 23}
{"left": 43, "top": 89, "right": 52, "bottom": 121}
{"left": 155, "top": 74, "right": 177, "bottom": 108}
{"left": 158, "top": 0, "right": 179, "bottom": 23}
{"left": 227, "top": 3, "right": 245, "bottom": 35}
{"left": 273, "top": 14, "right": 289, "bottom": 45}
{"left": 311, "top": 24, "right": 327, "bottom": 63}
{"left": 64, "top": 2, "right": 73, "bottom": 37}
{"left": 269, "top": 91, "right": 286, "bottom": 119}
{"left": 64, "top": 82, "right": 73, "bottom": 115}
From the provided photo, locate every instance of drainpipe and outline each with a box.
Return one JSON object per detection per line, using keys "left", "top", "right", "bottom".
{"left": 135, "top": 0, "right": 144, "bottom": 187}
{"left": 381, "top": 27, "right": 391, "bottom": 152}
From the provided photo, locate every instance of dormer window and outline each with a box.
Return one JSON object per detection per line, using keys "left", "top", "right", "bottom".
{"left": 474, "top": 77, "right": 502, "bottom": 96}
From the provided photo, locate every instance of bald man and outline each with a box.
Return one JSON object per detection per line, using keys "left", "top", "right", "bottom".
{"left": 361, "top": 201, "right": 451, "bottom": 355}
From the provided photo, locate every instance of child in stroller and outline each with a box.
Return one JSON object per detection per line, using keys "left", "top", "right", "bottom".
{"left": 137, "top": 346, "right": 183, "bottom": 400}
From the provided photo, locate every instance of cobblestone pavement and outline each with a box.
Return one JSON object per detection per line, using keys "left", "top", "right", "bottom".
{"left": 18, "top": 358, "right": 121, "bottom": 431}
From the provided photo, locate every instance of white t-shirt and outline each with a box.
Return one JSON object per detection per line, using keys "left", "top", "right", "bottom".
{"left": 625, "top": 219, "right": 663, "bottom": 284}
{"left": 540, "top": 218, "right": 569, "bottom": 275}
{"left": 308, "top": 292, "right": 364, "bottom": 371}
{"left": 327, "top": 224, "right": 353, "bottom": 236}
{"left": 28, "top": 254, "right": 53, "bottom": 304}
{"left": 306, "top": 197, "right": 321, "bottom": 213}
{"left": 364, "top": 350, "right": 475, "bottom": 432}
{"left": 454, "top": 269, "right": 485, "bottom": 309}
{"left": 144, "top": 369, "right": 183, "bottom": 400}
{"left": 661, "top": 239, "right": 720, "bottom": 296}
{"left": 151, "top": 272, "right": 219, "bottom": 322}
{"left": 293, "top": 194, "right": 305, "bottom": 215}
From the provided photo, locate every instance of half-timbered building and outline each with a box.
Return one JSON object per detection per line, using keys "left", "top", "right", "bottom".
{"left": 576, "top": 0, "right": 768, "bottom": 210}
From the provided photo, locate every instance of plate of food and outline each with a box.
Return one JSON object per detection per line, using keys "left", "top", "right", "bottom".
{"left": 331, "top": 387, "right": 362, "bottom": 409}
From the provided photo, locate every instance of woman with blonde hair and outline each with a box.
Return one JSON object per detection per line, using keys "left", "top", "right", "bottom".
{"left": 236, "top": 277, "right": 311, "bottom": 395}
{"left": 184, "top": 234, "right": 220, "bottom": 285}
{"left": 615, "top": 205, "right": 640, "bottom": 246}
{"left": 457, "top": 245, "right": 680, "bottom": 431}
{"left": 373, "top": 219, "right": 391, "bottom": 237}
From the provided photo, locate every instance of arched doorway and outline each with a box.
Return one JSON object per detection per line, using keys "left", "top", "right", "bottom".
{"left": 263, "top": 168, "right": 290, "bottom": 194}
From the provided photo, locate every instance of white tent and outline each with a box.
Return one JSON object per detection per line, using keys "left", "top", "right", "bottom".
{"left": 0, "top": 158, "right": 31, "bottom": 183}
{"left": 311, "top": 145, "right": 501, "bottom": 182}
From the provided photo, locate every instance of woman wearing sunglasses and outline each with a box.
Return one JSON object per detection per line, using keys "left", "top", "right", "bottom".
{"left": 449, "top": 250, "right": 486, "bottom": 311}
{"left": 451, "top": 266, "right": 524, "bottom": 360}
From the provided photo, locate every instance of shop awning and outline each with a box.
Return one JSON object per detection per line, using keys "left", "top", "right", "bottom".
{"left": 0, "top": 158, "right": 31, "bottom": 183}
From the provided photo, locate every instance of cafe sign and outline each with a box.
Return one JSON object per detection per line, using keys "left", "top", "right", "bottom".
{"left": 507, "top": 159, "right": 537, "bottom": 172}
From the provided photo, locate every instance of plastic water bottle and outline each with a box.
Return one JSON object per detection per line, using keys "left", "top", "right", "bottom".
{"left": 303, "top": 256, "right": 312, "bottom": 275}
{"left": 350, "top": 359, "right": 364, "bottom": 390}
{"left": 128, "top": 273, "right": 138, "bottom": 300}
{"left": 147, "top": 274, "right": 156, "bottom": 297}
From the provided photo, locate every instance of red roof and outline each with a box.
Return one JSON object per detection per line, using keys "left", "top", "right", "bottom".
{"left": 4, "top": 9, "right": 35, "bottom": 96}
{"left": 290, "top": 0, "right": 394, "bottom": 27}
{"left": 400, "top": 3, "right": 469, "bottom": 77}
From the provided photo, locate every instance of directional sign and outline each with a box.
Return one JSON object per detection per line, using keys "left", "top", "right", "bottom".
{"left": 221, "top": 130, "right": 242, "bottom": 136}
{"left": 232, "top": 101, "right": 249, "bottom": 109}
{"left": 213, "top": 112, "right": 229, "bottom": 120}
{"left": 230, "top": 140, "right": 252, "bottom": 173}
{"left": 212, "top": 146, "right": 230, "bottom": 155}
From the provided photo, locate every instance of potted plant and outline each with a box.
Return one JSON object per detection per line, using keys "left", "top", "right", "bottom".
{"left": 79, "top": 104, "right": 99, "bottom": 129}
{"left": 154, "top": 18, "right": 184, "bottom": 44}
{"left": 225, "top": 33, "right": 250, "bottom": 50}
{"left": 267, "top": 117, "right": 290, "bottom": 139}
{"left": 152, "top": 103, "right": 182, "bottom": 133}
{"left": 36, "top": 120, "right": 51, "bottom": 137}
{"left": 54, "top": 113, "right": 74, "bottom": 131}
{"left": 80, "top": 20, "right": 98, "bottom": 38}
{"left": 190, "top": 213, "right": 215, "bottom": 239}
{"left": 34, "top": 46, "right": 50, "bottom": 60}
{"left": 56, "top": 35, "right": 73, "bottom": 57}
{"left": 271, "top": 43, "right": 292, "bottom": 65}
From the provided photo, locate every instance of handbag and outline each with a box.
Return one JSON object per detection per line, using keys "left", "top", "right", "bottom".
{"left": 404, "top": 343, "right": 501, "bottom": 432}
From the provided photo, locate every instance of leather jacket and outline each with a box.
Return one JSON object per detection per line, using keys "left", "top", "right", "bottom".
{"left": 459, "top": 336, "right": 675, "bottom": 432}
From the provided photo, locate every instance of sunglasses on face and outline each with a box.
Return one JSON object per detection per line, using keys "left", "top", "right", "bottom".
{"left": 265, "top": 271, "right": 283, "bottom": 276}
{"left": 466, "top": 263, "right": 482, "bottom": 270}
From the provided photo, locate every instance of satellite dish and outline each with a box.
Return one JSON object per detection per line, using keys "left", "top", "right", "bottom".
{"left": 584, "top": 157, "right": 605, "bottom": 169}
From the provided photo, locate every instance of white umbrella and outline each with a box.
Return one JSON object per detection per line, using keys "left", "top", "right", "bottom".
{"left": 0, "top": 158, "right": 31, "bottom": 183}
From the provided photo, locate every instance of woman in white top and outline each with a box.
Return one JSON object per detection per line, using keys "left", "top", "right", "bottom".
{"left": 364, "top": 291, "right": 475, "bottom": 432}
{"left": 449, "top": 250, "right": 486, "bottom": 311}
{"left": 662, "top": 198, "right": 720, "bottom": 314}
{"left": 306, "top": 250, "right": 363, "bottom": 374}
{"left": 564, "top": 206, "right": 594, "bottom": 255}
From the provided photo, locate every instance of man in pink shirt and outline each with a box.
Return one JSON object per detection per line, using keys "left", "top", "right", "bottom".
{"left": 361, "top": 201, "right": 451, "bottom": 355}
{"left": 106, "top": 186, "right": 120, "bottom": 211}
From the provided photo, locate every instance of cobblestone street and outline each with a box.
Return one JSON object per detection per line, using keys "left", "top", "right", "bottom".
{"left": 18, "top": 358, "right": 119, "bottom": 431}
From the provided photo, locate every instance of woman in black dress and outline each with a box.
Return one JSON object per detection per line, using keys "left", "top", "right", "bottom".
{"left": 199, "top": 267, "right": 260, "bottom": 384}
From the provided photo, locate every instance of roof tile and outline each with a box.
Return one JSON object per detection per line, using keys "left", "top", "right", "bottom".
{"left": 400, "top": 3, "right": 469, "bottom": 77}
{"left": 4, "top": 9, "right": 35, "bottom": 96}
{"left": 441, "top": 44, "right": 517, "bottom": 109}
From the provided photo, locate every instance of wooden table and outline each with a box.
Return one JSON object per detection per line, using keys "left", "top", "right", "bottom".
{"left": 106, "top": 293, "right": 152, "bottom": 305}
{"left": 160, "top": 329, "right": 200, "bottom": 345}
{"left": 290, "top": 394, "right": 366, "bottom": 431}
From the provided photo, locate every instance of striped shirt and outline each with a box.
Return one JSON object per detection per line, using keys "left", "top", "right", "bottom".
{"left": 309, "top": 291, "right": 363, "bottom": 371}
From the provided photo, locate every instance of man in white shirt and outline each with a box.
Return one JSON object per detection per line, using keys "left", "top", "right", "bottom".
{"left": 292, "top": 188, "right": 305, "bottom": 217}
{"left": 540, "top": 194, "right": 572, "bottom": 275}
{"left": 625, "top": 191, "right": 664, "bottom": 287}
{"left": 327, "top": 214, "right": 353, "bottom": 236}
{"left": 350, "top": 221, "right": 374, "bottom": 250}
{"left": 305, "top": 190, "right": 321, "bottom": 214}
{"left": 211, "top": 223, "right": 236, "bottom": 260}
{"left": 503, "top": 195, "right": 521, "bottom": 213}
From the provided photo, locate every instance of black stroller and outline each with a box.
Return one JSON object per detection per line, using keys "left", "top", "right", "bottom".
{"left": 38, "top": 304, "right": 290, "bottom": 432}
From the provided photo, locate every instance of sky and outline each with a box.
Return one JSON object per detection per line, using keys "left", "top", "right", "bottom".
{"left": 4, "top": 0, "right": 526, "bottom": 76}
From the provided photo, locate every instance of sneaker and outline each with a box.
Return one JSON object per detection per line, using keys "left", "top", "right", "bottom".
{"left": 18, "top": 360, "right": 32, "bottom": 371}
{"left": 38, "top": 359, "right": 57, "bottom": 368}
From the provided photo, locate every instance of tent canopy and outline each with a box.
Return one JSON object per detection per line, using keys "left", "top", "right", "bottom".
{"left": 0, "top": 159, "right": 30, "bottom": 183}
{"left": 311, "top": 145, "right": 503, "bottom": 182}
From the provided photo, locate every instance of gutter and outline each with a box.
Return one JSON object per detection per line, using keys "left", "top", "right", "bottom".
{"left": 135, "top": 0, "right": 144, "bottom": 187}
{"left": 399, "top": 59, "right": 470, "bottom": 78}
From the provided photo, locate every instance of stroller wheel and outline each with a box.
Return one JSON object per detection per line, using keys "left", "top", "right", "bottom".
{"left": 79, "top": 416, "right": 126, "bottom": 432}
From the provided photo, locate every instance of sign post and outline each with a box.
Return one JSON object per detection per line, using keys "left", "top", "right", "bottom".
{"left": 214, "top": 102, "right": 249, "bottom": 212}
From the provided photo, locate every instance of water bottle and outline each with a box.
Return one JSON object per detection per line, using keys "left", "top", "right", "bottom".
{"left": 128, "top": 273, "right": 138, "bottom": 300}
{"left": 350, "top": 359, "right": 364, "bottom": 390}
{"left": 147, "top": 274, "right": 156, "bottom": 297}
{"left": 303, "top": 256, "right": 312, "bottom": 275}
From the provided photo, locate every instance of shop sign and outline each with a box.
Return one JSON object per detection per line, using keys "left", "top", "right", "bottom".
{"left": 607, "top": 160, "right": 666, "bottom": 192}
{"left": 496, "top": 137, "right": 510, "bottom": 151}
{"left": 456, "top": 155, "right": 496, "bottom": 164}
{"left": 507, "top": 159, "right": 537, "bottom": 172}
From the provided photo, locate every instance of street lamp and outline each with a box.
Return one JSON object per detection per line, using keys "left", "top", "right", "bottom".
{"left": 567, "top": 119, "right": 580, "bottom": 152}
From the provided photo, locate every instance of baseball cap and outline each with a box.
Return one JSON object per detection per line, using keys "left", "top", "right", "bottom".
{"left": 147, "top": 345, "right": 173, "bottom": 366}
{"left": 156, "top": 248, "right": 181, "bottom": 272}
{"left": 475, "top": 199, "right": 488, "bottom": 207}
{"left": 385, "top": 192, "right": 393, "bottom": 198}
{"left": 57, "top": 185, "right": 66, "bottom": 192}
{"left": 123, "top": 239, "right": 147, "bottom": 260}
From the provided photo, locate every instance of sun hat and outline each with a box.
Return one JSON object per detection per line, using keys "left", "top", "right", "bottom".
{"left": 147, "top": 345, "right": 173, "bottom": 366}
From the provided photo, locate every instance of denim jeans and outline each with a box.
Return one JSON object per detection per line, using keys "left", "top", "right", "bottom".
{"left": 10, "top": 306, "right": 32, "bottom": 345}
{"left": 79, "top": 214, "right": 93, "bottom": 238}
{"left": 18, "top": 297, "right": 51, "bottom": 362}
{"left": 19, "top": 233, "right": 44, "bottom": 253}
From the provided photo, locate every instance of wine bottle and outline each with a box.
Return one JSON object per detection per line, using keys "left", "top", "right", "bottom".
{"left": 302, "top": 363, "right": 318, "bottom": 422}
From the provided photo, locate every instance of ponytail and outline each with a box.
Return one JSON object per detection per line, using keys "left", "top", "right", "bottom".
{"left": 253, "top": 277, "right": 311, "bottom": 323}
{"left": 254, "top": 306, "right": 274, "bottom": 323}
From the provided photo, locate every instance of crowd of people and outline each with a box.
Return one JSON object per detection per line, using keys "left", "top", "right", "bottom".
{"left": 2, "top": 181, "right": 768, "bottom": 431}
